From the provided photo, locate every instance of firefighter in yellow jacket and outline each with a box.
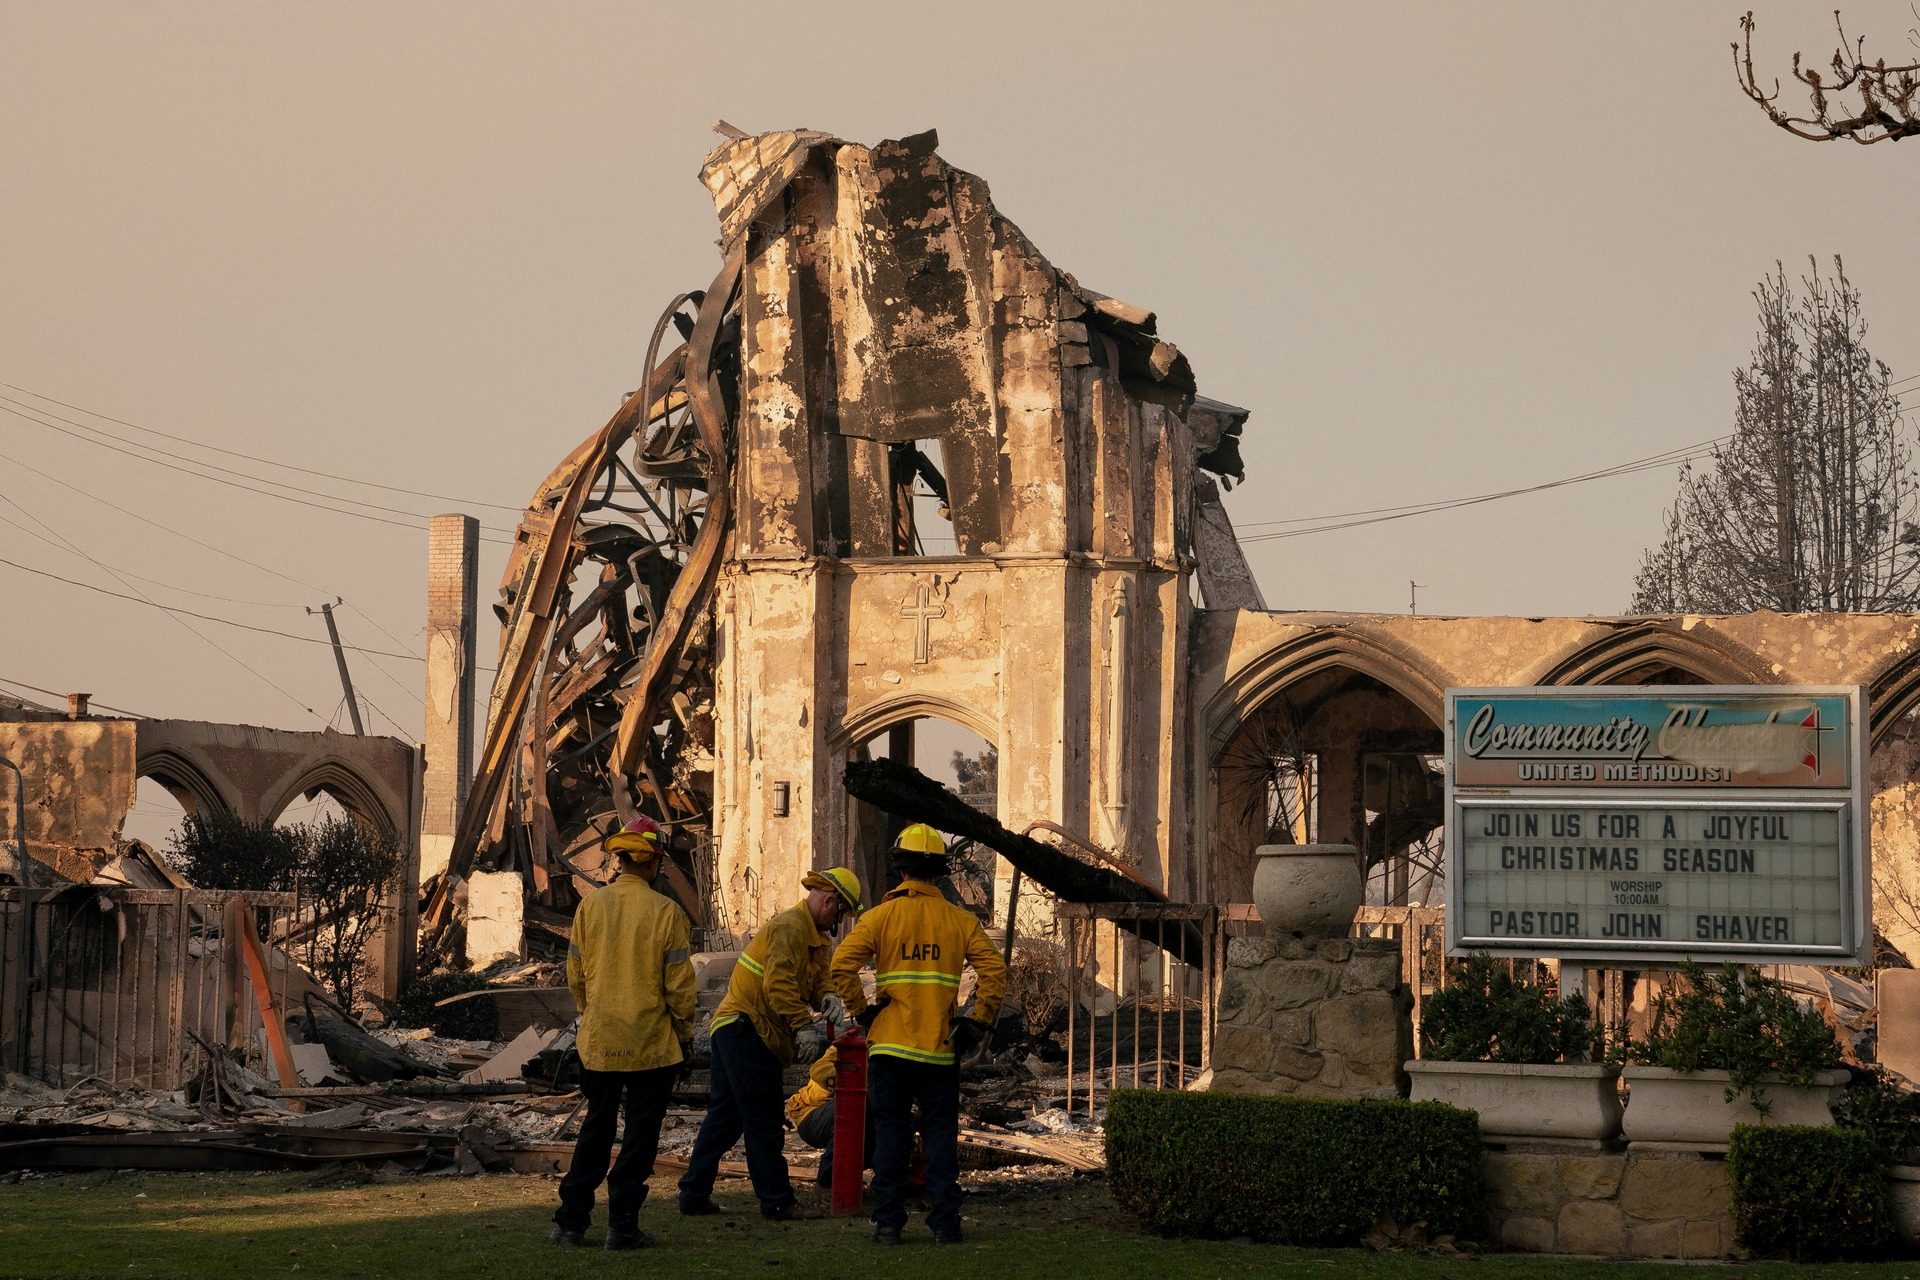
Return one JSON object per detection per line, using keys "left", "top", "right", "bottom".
{"left": 677, "top": 866, "right": 863, "bottom": 1221}
{"left": 829, "top": 825, "right": 1007, "bottom": 1246}
{"left": 784, "top": 1045, "right": 876, "bottom": 1188}
{"left": 552, "top": 815, "right": 695, "bottom": 1251}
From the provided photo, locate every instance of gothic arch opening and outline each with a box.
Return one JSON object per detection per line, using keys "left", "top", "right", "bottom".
{"left": 125, "top": 749, "right": 234, "bottom": 852}
{"left": 263, "top": 760, "right": 400, "bottom": 840}
{"left": 1533, "top": 625, "right": 1766, "bottom": 689}
{"left": 1212, "top": 663, "right": 1443, "bottom": 910}
{"left": 837, "top": 712, "right": 999, "bottom": 922}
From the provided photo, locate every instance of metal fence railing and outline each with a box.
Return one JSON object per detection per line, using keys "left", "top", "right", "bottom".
{"left": 2, "top": 887, "right": 301, "bottom": 1091}
{"left": 1059, "top": 902, "right": 1220, "bottom": 1119}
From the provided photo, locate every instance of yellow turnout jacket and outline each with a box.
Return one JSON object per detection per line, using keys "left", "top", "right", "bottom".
{"left": 710, "top": 901, "right": 832, "bottom": 1065}
{"left": 566, "top": 874, "right": 696, "bottom": 1073}
{"left": 829, "top": 879, "right": 1007, "bottom": 1066}
{"left": 785, "top": 1048, "right": 837, "bottom": 1128}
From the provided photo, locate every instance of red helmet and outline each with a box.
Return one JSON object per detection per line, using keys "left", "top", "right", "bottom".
{"left": 602, "top": 815, "right": 665, "bottom": 860}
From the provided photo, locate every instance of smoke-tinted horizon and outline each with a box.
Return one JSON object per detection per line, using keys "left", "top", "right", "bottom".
{"left": 5, "top": 1, "right": 1918, "bottom": 768}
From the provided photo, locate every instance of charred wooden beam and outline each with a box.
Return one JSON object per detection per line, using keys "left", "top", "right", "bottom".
{"left": 841, "top": 757, "right": 1206, "bottom": 967}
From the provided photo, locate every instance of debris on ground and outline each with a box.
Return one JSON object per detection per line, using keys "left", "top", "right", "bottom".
{"left": 3, "top": 940, "right": 1111, "bottom": 1180}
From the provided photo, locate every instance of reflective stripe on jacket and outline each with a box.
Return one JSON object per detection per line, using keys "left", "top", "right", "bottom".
{"left": 829, "top": 879, "right": 1007, "bottom": 1066}
{"left": 567, "top": 873, "right": 696, "bottom": 1073}
{"left": 785, "top": 1048, "right": 837, "bottom": 1128}
{"left": 709, "top": 901, "right": 831, "bottom": 1065}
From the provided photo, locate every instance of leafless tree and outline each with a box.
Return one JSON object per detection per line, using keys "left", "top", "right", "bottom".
{"left": 1633, "top": 258, "right": 1920, "bottom": 614}
{"left": 1737, "top": 10, "right": 1920, "bottom": 144}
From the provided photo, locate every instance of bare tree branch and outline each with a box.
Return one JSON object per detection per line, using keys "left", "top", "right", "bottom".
{"left": 1736, "top": 10, "right": 1920, "bottom": 144}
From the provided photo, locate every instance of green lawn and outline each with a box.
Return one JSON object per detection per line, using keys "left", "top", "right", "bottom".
{"left": 2, "top": 1167, "right": 1919, "bottom": 1280}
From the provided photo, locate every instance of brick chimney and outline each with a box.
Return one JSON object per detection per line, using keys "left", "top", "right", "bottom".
{"left": 67, "top": 692, "right": 90, "bottom": 719}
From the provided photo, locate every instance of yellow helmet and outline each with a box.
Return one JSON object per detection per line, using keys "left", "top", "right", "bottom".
{"left": 892, "top": 823, "right": 947, "bottom": 856}
{"left": 803, "top": 866, "right": 864, "bottom": 914}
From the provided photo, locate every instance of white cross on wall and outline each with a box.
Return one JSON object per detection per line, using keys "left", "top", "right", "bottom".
{"left": 899, "top": 584, "right": 947, "bottom": 664}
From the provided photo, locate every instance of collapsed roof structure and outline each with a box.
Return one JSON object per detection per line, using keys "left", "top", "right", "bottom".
{"left": 428, "top": 126, "right": 1265, "bottom": 957}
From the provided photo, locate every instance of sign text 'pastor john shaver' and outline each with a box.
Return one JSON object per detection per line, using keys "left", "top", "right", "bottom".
{"left": 1444, "top": 686, "right": 1867, "bottom": 965}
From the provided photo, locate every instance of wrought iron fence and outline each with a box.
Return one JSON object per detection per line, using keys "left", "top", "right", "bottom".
{"left": 1058, "top": 902, "right": 1219, "bottom": 1119}
{"left": 2, "top": 887, "right": 301, "bottom": 1091}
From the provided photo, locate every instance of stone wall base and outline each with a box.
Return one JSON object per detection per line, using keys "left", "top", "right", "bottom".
{"left": 1200, "top": 936, "right": 1410, "bottom": 1099}
{"left": 1484, "top": 1142, "right": 1734, "bottom": 1258}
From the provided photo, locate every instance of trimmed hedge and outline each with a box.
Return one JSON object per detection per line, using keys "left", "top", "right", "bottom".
{"left": 1105, "top": 1089, "right": 1483, "bottom": 1244}
{"left": 1727, "top": 1123, "right": 1892, "bottom": 1261}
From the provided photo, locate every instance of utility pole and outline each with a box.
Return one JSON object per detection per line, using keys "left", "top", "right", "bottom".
{"left": 1409, "top": 580, "right": 1427, "bottom": 616}
{"left": 310, "top": 600, "right": 365, "bottom": 735}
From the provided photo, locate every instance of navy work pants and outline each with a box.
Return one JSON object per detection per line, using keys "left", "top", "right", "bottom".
{"left": 553, "top": 1064, "right": 676, "bottom": 1234}
{"left": 794, "top": 1096, "right": 875, "bottom": 1187}
{"left": 678, "top": 1019, "right": 796, "bottom": 1216}
{"left": 869, "top": 1055, "right": 961, "bottom": 1234}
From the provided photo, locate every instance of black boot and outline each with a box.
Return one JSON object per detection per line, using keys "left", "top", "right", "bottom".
{"left": 604, "top": 1227, "right": 655, "bottom": 1251}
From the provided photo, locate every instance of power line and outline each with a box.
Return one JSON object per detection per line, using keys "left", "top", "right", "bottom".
{"left": 1234, "top": 435, "right": 1727, "bottom": 540}
{"left": 0, "top": 554, "right": 425, "bottom": 662}
{"left": 0, "top": 676, "right": 146, "bottom": 718}
{"left": 0, "top": 390, "right": 523, "bottom": 533}
{"left": 1237, "top": 388, "right": 1920, "bottom": 545}
{"left": 0, "top": 442, "right": 438, "bottom": 658}
{"left": 0, "top": 496, "right": 322, "bottom": 722}
{"left": 0, "top": 552, "right": 497, "bottom": 676}
{"left": 0, "top": 442, "right": 340, "bottom": 594}
{"left": 0, "top": 381, "right": 528, "bottom": 513}
{"left": 327, "top": 604, "right": 427, "bottom": 712}
{"left": 0, "top": 502, "right": 306, "bottom": 610}
{"left": 0, "top": 399, "right": 517, "bottom": 545}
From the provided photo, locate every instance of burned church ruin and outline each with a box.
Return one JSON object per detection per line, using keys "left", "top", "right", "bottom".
{"left": 428, "top": 126, "right": 1265, "bottom": 958}
{"left": 428, "top": 126, "right": 1920, "bottom": 985}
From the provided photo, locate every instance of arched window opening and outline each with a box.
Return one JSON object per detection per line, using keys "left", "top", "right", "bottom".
{"left": 843, "top": 714, "right": 996, "bottom": 917}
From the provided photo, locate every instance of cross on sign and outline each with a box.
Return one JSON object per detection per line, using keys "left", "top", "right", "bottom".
{"left": 899, "top": 584, "right": 947, "bottom": 664}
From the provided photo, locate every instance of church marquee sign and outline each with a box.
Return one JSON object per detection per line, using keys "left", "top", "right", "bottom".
{"left": 1443, "top": 686, "right": 1868, "bottom": 966}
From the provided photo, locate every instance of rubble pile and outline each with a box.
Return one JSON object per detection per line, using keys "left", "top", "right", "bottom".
{"left": 1, "top": 940, "right": 1106, "bottom": 1181}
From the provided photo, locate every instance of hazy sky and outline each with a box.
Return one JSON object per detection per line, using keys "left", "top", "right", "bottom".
{"left": 5, "top": 3, "right": 1919, "bottom": 808}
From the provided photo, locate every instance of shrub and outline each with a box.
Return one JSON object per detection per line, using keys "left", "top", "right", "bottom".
{"left": 167, "top": 810, "right": 401, "bottom": 1009}
{"left": 392, "top": 970, "right": 501, "bottom": 1041}
{"left": 1833, "top": 1065, "right": 1920, "bottom": 1164}
{"left": 1728, "top": 1123, "right": 1892, "bottom": 1261}
{"left": 1614, "top": 963, "right": 1841, "bottom": 1112}
{"left": 1008, "top": 945, "right": 1065, "bottom": 1038}
{"left": 1421, "top": 952, "right": 1595, "bottom": 1063}
{"left": 165, "top": 810, "right": 302, "bottom": 891}
{"left": 1105, "top": 1089, "right": 1482, "bottom": 1244}
{"left": 298, "top": 816, "right": 401, "bottom": 1010}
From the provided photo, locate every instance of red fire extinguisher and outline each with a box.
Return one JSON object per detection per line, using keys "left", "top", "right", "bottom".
{"left": 830, "top": 1024, "right": 869, "bottom": 1216}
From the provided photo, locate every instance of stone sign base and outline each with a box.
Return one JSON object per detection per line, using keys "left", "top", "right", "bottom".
{"left": 1200, "top": 936, "right": 1410, "bottom": 1099}
{"left": 1484, "top": 1142, "right": 1734, "bottom": 1258}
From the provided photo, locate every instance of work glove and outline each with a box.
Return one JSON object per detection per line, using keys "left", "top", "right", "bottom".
{"left": 676, "top": 1041, "right": 696, "bottom": 1086}
{"left": 948, "top": 1016, "right": 991, "bottom": 1059}
{"left": 854, "top": 997, "right": 890, "bottom": 1031}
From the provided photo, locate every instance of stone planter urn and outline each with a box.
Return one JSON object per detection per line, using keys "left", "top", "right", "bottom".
{"left": 1619, "top": 1066, "right": 1850, "bottom": 1145}
{"left": 1405, "top": 1060, "right": 1623, "bottom": 1140}
{"left": 1252, "top": 843, "right": 1363, "bottom": 937}
{"left": 1890, "top": 1166, "right": 1920, "bottom": 1248}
